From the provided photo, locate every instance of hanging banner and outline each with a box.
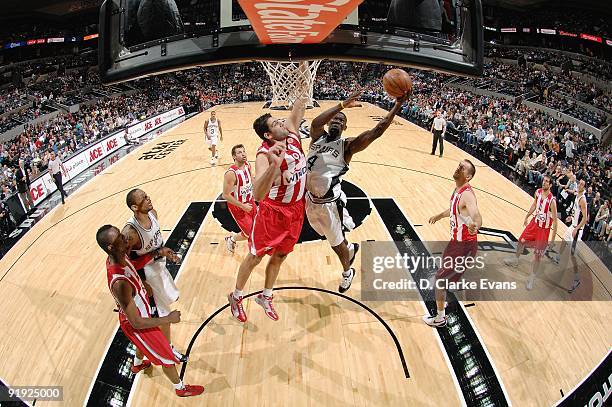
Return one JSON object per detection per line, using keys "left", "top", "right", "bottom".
{"left": 238, "top": 0, "right": 363, "bottom": 44}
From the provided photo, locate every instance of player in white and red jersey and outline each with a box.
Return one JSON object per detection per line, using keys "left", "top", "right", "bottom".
{"left": 424, "top": 159, "right": 482, "bottom": 327}
{"left": 228, "top": 94, "right": 308, "bottom": 323}
{"left": 504, "top": 175, "right": 558, "bottom": 289}
{"left": 223, "top": 144, "right": 256, "bottom": 254}
{"left": 96, "top": 225, "right": 204, "bottom": 397}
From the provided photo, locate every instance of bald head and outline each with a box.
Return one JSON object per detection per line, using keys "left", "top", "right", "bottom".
{"left": 126, "top": 189, "right": 142, "bottom": 208}
{"left": 464, "top": 159, "right": 476, "bottom": 179}
{"left": 96, "top": 224, "right": 119, "bottom": 254}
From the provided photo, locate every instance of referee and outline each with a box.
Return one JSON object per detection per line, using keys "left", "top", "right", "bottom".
{"left": 430, "top": 111, "right": 446, "bottom": 157}
{"left": 48, "top": 151, "right": 68, "bottom": 204}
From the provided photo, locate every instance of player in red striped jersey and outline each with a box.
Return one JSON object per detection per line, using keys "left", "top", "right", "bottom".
{"left": 424, "top": 160, "right": 482, "bottom": 327}
{"left": 97, "top": 225, "right": 204, "bottom": 397}
{"left": 504, "top": 175, "right": 558, "bottom": 289}
{"left": 223, "top": 144, "right": 256, "bottom": 254}
{"left": 228, "top": 95, "right": 308, "bottom": 323}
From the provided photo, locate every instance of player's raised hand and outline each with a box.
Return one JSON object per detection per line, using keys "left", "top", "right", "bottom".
{"left": 267, "top": 143, "right": 286, "bottom": 167}
{"left": 396, "top": 92, "right": 410, "bottom": 105}
{"left": 168, "top": 310, "right": 181, "bottom": 324}
{"left": 343, "top": 90, "right": 363, "bottom": 108}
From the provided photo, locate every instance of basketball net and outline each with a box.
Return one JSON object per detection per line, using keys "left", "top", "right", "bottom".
{"left": 260, "top": 60, "right": 322, "bottom": 110}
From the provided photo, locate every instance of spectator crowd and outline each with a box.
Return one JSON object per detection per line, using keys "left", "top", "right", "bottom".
{"left": 0, "top": 52, "right": 610, "bottom": 247}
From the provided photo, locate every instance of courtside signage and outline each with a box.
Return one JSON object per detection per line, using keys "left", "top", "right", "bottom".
{"left": 28, "top": 107, "right": 186, "bottom": 205}
{"left": 238, "top": 0, "right": 363, "bottom": 44}
{"left": 126, "top": 106, "right": 185, "bottom": 140}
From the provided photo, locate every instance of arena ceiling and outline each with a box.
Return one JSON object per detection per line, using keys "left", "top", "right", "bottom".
{"left": 1, "top": 0, "right": 609, "bottom": 20}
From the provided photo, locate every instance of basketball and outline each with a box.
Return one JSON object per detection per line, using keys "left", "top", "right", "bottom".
{"left": 383, "top": 69, "right": 413, "bottom": 98}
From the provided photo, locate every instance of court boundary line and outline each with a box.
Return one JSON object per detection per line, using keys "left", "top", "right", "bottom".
{"left": 371, "top": 201, "right": 467, "bottom": 406}
{"left": 124, "top": 202, "right": 206, "bottom": 407}
{"left": 179, "top": 286, "right": 410, "bottom": 379}
{"left": 372, "top": 197, "right": 511, "bottom": 406}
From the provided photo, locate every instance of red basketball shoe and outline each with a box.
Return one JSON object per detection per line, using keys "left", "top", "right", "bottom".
{"left": 176, "top": 384, "right": 205, "bottom": 397}
{"left": 228, "top": 293, "right": 247, "bottom": 322}
{"left": 255, "top": 294, "right": 279, "bottom": 321}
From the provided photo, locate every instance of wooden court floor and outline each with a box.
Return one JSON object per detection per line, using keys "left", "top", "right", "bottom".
{"left": 0, "top": 102, "right": 609, "bottom": 406}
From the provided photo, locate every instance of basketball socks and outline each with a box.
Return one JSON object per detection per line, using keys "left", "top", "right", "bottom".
{"left": 233, "top": 289, "right": 243, "bottom": 299}
{"left": 263, "top": 288, "right": 273, "bottom": 298}
{"left": 342, "top": 269, "right": 352, "bottom": 277}
{"left": 230, "top": 233, "right": 236, "bottom": 243}
{"left": 134, "top": 356, "right": 143, "bottom": 366}
{"left": 173, "top": 380, "right": 185, "bottom": 390}
{"left": 436, "top": 309, "right": 446, "bottom": 321}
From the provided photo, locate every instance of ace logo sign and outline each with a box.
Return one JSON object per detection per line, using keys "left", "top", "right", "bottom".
{"left": 139, "top": 140, "right": 187, "bottom": 160}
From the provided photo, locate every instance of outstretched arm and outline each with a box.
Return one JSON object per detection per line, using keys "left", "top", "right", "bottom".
{"left": 429, "top": 208, "right": 451, "bottom": 224}
{"left": 310, "top": 91, "right": 361, "bottom": 143}
{"left": 344, "top": 95, "right": 408, "bottom": 162}
{"left": 463, "top": 192, "right": 482, "bottom": 235}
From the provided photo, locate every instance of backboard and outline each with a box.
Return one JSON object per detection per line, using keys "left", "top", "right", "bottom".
{"left": 99, "top": 0, "right": 483, "bottom": 84}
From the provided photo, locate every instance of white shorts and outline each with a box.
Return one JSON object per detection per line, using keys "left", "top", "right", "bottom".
{"left": 207, "top": 134, "right": 218, "bottom": 146}
{"left": 564, "top": 225, "right": 584, "bottom": 242}
{"left": 306, "top": 192, "right": 355, "bottom": 247}
{"left": 144, "top": 258, "right": 179, "bottom": 317}
{"left": 564, "top": 225, "right": 584, "bottom": 255}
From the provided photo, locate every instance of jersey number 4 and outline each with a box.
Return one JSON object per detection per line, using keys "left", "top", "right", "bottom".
{"left": 307, "top": 156, "right": 318, "bottom": 171}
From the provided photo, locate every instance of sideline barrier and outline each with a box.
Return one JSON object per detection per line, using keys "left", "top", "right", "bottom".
{"left": 24, "top": 106, "right": 186, "bottom": 207}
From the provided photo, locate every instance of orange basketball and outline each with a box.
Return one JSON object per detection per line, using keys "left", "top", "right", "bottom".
{"left": 383, "top": 69, "right": 413, "bottom": 98}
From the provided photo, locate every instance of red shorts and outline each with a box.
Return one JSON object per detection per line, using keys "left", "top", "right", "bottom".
{"left": 436, "top": 239, "right": 478, "bottom": 282}
{"left": 519, "top": 220, "right": 550, "bottom": 259}
{"left": 228, "top": 200, "right": 256, "bottom": 237}
{"left": 249, "top": 198, "right": 305, "bottom": 256}
{"left": 119, "top": 315, "right": 179, "bottom": 367}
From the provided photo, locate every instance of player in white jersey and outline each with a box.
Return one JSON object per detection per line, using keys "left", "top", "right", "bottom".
{"left": 306, "top": 91, "right": 409, "bottom": 292}
{"left": 204, "top": 111, "right": 223, "bottom": 165}
{"left": 559, "top": 179, "right": 588, "bottom": 293}
{"left": 122, "top": 189, "right": 187, "bottom": 362}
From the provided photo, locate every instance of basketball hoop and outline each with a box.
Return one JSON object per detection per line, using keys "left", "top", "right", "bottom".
{"left": 260, "top": 60, "right": 322, "bottom": 110}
